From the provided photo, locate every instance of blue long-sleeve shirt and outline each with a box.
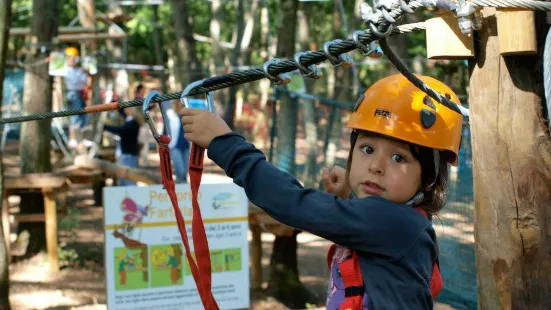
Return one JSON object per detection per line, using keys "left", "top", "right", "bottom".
{"left": 207, "top": 132, "right": 438, "bottom": 310}
{"left": 104, "top": 117, "right": 140, "bottom": 156}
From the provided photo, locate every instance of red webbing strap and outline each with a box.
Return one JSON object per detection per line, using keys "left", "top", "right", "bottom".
{"left": 326, "top": 244, "right": 337, "bottom": 270}
{"left": 188, "top": 142, "right": 216, "bottom": 305}
{"left": 415, "top": 207, "right": 443, "bottom": 299}
{"left": 158, "top": 136, "right": 219, "bottom": 309}
{"left": 338, "top": 251, "right": 364, "bottom": 310}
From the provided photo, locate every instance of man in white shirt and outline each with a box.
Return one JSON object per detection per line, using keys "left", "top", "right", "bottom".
{"left": 63, "top": 47, "right": 89, "bottom": 148}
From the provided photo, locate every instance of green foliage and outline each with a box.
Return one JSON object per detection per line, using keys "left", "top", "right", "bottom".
{"left": 6, "top": 0, "right": 467, "bottom": 97}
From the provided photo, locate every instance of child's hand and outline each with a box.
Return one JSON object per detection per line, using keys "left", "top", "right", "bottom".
{"left": 180, "top": 108, "right": 232, "bottom": 148}
{"left": 321, "top": 166, "right": 350, "bottom": 199}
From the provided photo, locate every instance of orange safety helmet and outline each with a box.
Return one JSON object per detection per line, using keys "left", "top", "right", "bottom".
{"left": 347, "top": 73, "right": 464, "bottom": 165}
{"left": 64, "top": 47, "right": 79, "bottom": 57}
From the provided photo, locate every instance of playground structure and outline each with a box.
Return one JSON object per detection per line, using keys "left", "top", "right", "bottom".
{"left": 0, "top": 0, "right": 550, "bottom": 309}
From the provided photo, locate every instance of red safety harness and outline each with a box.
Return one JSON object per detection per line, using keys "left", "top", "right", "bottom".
{"left": 325, "top": 207, "right": 443, "bottom": 310}
{"left": 144, "top": 90, "right": 220, "bottom": 310}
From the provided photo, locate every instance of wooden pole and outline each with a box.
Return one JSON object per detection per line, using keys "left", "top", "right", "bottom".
{"left": 42, "top": 189, "right": 59, "bottom": 273}
{"left": 250, "top": 224, "right": 262, "bottom": 290}
{"left": 469, "top": 8, "right": 551, "bottom": 309}
{"left": 9, "top": 26, "right": 97, "bottom": 36}
{"left": 74, "top": 155, "right": 161, "bottom": 184}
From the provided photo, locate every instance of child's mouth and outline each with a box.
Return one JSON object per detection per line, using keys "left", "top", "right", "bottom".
{"left": 361, "top": 182, "right": 384, "bottom": 196}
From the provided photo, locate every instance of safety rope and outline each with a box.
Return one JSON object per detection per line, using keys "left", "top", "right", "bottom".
{"left": 0, "top": 23, "right": 429, "bottom": 125}
{"left": 378, "top": 39, "right": 471, "bottom": 117}
{"left": 2, "top": 0, "right": 551, "bottom": 125}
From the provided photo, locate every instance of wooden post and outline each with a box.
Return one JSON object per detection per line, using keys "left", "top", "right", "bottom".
{"left": 469, "top": 8, "right": 551, "bottom": 309}
{"left": 1, "top": 194, "right": 10, "bottom": 263}
{"left": 426, "top": 11, "right": 475, "bottom": 59}
{"left": 496, "top": 9, "right": 537, "bottom": 55}
{"left": 42, "top": 189, "right": 59, "bottom": 273}
{"left": 250, "top": 224, "right": 262, "bottom": 290}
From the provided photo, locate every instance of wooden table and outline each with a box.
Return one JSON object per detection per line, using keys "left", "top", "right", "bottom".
{"left": 2, "top": 173, "right": 68, "bottom": 273}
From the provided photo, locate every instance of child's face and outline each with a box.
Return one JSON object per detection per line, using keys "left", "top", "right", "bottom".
{"left": 348, "top": 134, "right": 422, "bottom": 204}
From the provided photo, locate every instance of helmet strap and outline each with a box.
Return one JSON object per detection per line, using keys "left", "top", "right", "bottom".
{"left": 406, "top": 149, "right": 441, "bottom": 206}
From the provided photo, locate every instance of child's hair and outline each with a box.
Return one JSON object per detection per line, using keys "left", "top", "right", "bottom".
{"left": 345, "top": 130, "right": 449, "bottom": 214}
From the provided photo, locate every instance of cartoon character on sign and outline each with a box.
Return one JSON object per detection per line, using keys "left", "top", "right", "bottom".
{"left": 118, "top": 250, "right": 135, "bottom": 286}
{"left": 120, "top": 197, "right": 149, "bottom": 239}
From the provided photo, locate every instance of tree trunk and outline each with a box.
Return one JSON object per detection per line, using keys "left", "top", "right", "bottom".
{"left": 297, "top": 3, "right": 318, "bottom": 188}
{"left": 0, "top": 1, "right": 12, "bottom": 307}
{"left": 171, "top": 0, "right": 203, "bottom": 88}
{"left": 225, "top": 0, "right": 245, "bottom": 128}
{"left": 18, "top": 0, "right": 60, "bottom": 255}
{"left": 259, "top": 0, "right": 273, "bottom": 109}
{"left": 268, "top": 0, "right": 313, "bottom": 307}
{"left": 268, "top": 230, "right": 312, "bottom": 308}
{"left": 209, "top": 0, "right": 229, "bottom": 117}
{"left": 469, "top": 8, "right": 551, "bottom": 309}
{"left": 322, "top": 0, "right": 354, "bottom": 172}
{"left": 152, "top": 4, "right": 167, "bottom": 93}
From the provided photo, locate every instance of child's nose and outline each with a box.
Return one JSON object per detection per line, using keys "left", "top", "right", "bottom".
{"left": 368, "top": 155, "right": 385, "bottom": 175}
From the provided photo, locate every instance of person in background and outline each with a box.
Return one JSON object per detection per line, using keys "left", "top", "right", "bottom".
{"left": 134, "top": 84, "right": 153, "bottom": 166}
{"left": 164, "top": 101, "right": 190, "bottom": 183}
{"left": 104, "top": 105, "right": 143, "bottom": 186}
{"left": 64, "top": 47, "right": 89, "bottom": 149}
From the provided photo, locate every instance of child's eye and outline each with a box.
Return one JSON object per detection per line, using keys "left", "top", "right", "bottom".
{"left": 391, "top": 154, "right": 405, "bottom": 163}
{"left": 360, "top": 145, "right": 373, "bottom": 154}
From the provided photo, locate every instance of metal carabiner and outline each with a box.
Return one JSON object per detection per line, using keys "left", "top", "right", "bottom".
{"left": 143, "top": 90, "right": 171, "bottom": 143}
{"left": 180, "top": 80, "right": 215, "bottom": 114}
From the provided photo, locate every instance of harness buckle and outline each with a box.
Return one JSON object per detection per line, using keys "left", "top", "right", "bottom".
{"left": 344, "top": 286, "right": 365, "bottom": 297}
{"left": 142, "top": 90, "right": 171, "bottom": 143}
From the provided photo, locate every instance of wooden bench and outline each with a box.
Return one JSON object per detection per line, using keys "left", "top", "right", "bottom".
{"left": 2, "top": 174, "right": 68, "bottom": 273}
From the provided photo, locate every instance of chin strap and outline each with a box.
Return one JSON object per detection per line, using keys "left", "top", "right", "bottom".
{"left": 405, "top": 149, "right": 440, "bottom": 206}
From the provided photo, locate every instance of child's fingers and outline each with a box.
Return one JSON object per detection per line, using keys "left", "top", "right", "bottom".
{"left": 183, "top": 123, "right": 193, "bottom": 134}
{"left": 330, "top": 168, "right": 340, "bottom": 182}
{"left": 179, "top": 107, "right": 202, "bottom": 117}
{"left": 321, "top": 167, "right": 331, "bottom": 189}
{"left": 181, "top": 114, "right": 196, "bottom": 126}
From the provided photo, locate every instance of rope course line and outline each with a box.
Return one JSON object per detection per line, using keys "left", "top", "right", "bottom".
{"left": 1, "top": 0, "right": 550, "bottom": 125}
{"left": 0, "top": 21, "right": 426, "bottom": 125}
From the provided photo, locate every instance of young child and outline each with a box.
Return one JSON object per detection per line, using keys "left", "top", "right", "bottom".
{"left": 179, "top": 74, "right": 463, "bottom": 309}
{"left": 104, "top": 106, "right": 143, "bottom": 186}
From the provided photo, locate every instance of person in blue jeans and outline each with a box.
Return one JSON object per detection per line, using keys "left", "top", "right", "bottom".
{"left": 164, "top": 102, "right": 190, "bottom": 183}
{"left": 64, "top": 47, "right": 89, "bottom": 149}
{"left": 104, "top": 106, "right": 142, "bottom": 186}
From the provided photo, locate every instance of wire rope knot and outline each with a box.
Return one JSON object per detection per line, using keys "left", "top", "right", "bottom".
{"left": 360, "top": 2, "right": 395, "bottom": 39}
{"left": 353, "top": 30, "right": 384, "bottom": 58}
{"left": 323, "top": 40, "right": 354, "bottom": 68}
{"left": 263, "top": 58, "right": 292, "bottom": 85}
{"left": 294, "top": 52, "right": 323, "bottom": 79}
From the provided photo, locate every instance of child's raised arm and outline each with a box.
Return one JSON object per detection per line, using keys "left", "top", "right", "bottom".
{"left": 208, "top": 132, "right": 435, "bottom": 260}
{"left": 180, "top": 108, "right": 435, "bottom": 259}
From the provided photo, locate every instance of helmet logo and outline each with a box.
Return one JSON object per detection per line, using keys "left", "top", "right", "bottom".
{"left": 374, "top": 109, "right": 391, "bottom": 119}
{"left": 420, "top": 109, "right": 436, "bottom": 129}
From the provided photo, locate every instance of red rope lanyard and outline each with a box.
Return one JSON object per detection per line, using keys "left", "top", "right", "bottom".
{"left": 158, "top": 138, "right": 219, "bottom": 309}
{"left": 143, "top": 90, "right": 219, "bottom": 309}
